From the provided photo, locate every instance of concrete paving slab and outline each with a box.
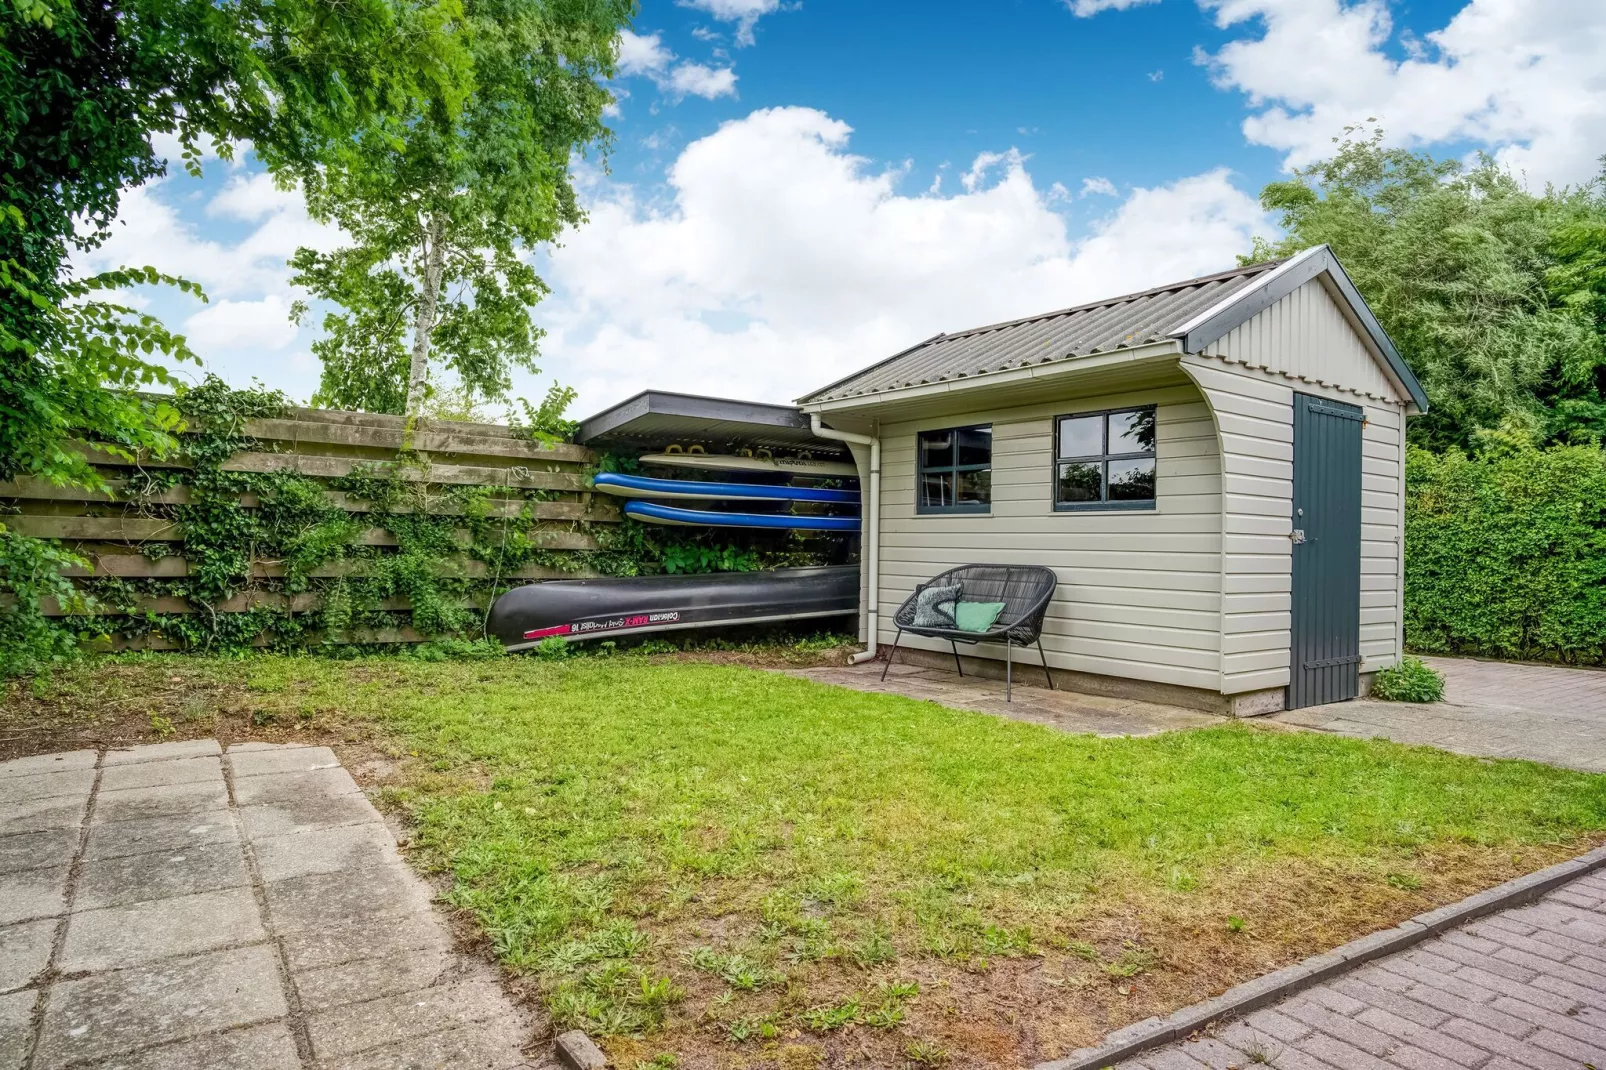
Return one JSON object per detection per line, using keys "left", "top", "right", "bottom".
{"left": 279, "top": 910, "right": 450, "bottom": 972}
{"left": 232, "top": 766, "right": 362, "bottom": 806}
{"left": 0, "top": 917, "right": 55, "bottom": 993}
{"left": 0, "top": 750, "right": 95, "bottom": 778}
{"left": 35, "top": 944, "right": 287, "bottom": 1068}
{"left": 0, "top": 828, "right": 80, "bottom": 875}
{"left": 10, "top": 741, "right": 531, "bottom": 1070}
{"left": 0, "top": 795, "right": 87, "bottom": 837}
{"left": 0, "top": 989, "right": 33, "bottom": 1070}
{"left": 793, "top": 663, "right": 1223, "bottom": 737}
{"left": 0, "top": 863, "right": 70, "bottom": 925}
{"left": 305, "top": 979, "right": 510, "bottom": 1060}
{"left": 226, "top": 741, "right": 316, "bottom": 753}
{"left": 97, "top": 756, "right": 223, "bottom": 793}
{"left": 293, "top": 946, "right": 449, "bottom": 1012}
{"left": 74, "top": 840, "right": 249, "bottom": 911}
{"left": 59, "top": 888, "right": 266, "bottom": 972}
{"left": 1271, "top": 657, "right": 1606, "bottom": 772}
{"left": 5, "top": 769, "right": 96, "bottom": 803}
{"left": 101, "top": 740, "right": 221, "bottom": 766}
{"left": 237, "top": 791, "right": 384, "bottom": 839}
{"left": 321, "top": 1018, "right": 534, "bottom": 1070}
{"left": 228, "top": 745, "right": 340, "bottom": 778}
{"left": 90, "top": 781, "right": 229, "bottom": 825}
{"left": 81, "top": 812, "right": 237, "bottom": 861}
{"left": 77, "top": 1022, "right": 301, "bottom": 1070}
{"left": 262, "top": 864, "right": 433, "bottom": 934}
{"left": 253, "top": 823, "right": 401, "bottom": 883}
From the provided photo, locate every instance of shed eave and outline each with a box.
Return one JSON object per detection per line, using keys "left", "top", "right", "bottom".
{"left": 798, "top": 339, "right": 1184, "bottom": 414}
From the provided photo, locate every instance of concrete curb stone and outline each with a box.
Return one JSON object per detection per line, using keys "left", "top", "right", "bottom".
{"left": 1034, "top": 844, "right": 1606, "bottom": 1070}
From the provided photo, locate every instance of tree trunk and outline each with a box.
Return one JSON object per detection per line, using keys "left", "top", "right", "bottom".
{"left": 404, "top": 215, "right": 446, "bottom": 419}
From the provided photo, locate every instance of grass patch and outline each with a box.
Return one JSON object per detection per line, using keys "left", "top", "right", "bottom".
{"left": 7, "top": 654, "right": 1606, "bottom": 1066}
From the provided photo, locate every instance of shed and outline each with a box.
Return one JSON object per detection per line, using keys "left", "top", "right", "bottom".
{"left": 797, "top": 245, "right": 1427, "bottom": 715}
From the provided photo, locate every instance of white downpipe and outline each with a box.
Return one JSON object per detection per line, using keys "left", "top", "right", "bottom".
{"left": 810, "top": 414, "right": 880, "bottom": 665}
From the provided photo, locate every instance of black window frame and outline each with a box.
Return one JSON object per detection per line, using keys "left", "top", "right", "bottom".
{"left": 1052, "top": 405, "right": 1158, "bottom": 512}
{"left": 916, "top": 423, "right": 992, "bottom": 515}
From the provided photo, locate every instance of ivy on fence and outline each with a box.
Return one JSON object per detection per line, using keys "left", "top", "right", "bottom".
{"left": 2, "top": 379, "right": 835, "bottom": 667}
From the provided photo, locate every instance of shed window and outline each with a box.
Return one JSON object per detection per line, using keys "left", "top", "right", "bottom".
{"left": 917, "top": 425, "right": 991, "bottom": 514}
{"left": 1054, "top": 407, "right": 1156, "bottom": 511}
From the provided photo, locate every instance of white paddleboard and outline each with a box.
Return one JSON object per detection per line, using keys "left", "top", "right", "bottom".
{"left": 640, "top": 452, "right": 859, "bottom": 478}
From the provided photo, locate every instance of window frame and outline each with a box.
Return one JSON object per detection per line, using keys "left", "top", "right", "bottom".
{"left": 915, "top": 423, "right": 993, "bottom": 515}
{"left": 1052, "top": 405, "right": 1158, "bottom": 513}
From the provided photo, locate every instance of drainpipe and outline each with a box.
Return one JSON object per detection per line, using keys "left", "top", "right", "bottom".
{"left": 810, "top": 414, "right": 881, "bottom": 665}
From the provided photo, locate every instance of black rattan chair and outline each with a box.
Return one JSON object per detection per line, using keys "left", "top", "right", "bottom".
{"left": 882, "top": 564, "right": 1058, "bottom": 700}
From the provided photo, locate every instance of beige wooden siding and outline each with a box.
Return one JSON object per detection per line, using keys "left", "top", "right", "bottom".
{"left": 1203, "top": 278, "right": 1404, "bottom": 404}
{"left": 875, "top": 382, "right": 1224, "bottom": 691}
{"left": 1184, "top": 354, "right": 1406, "bottom": 691}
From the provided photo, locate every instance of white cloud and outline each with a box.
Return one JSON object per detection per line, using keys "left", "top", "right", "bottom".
{"left": 1066, "top": 0, "right": 1161, "bottom": 14}
{"left": 667, "top": 63, "right": 739, "bottom": 100}
{"left": 616, "top": 28, "right": 737, "bottom": 100}
{"left": 69, "top": 171, "right": 344, "bottom": 399}
{"left": 207, "top": 172, "right": 303, "bottom": 222}
{"left": 528, "top": 107, "right": 1269, "bottom": 413}
{"left": 677, "top": 0, "right": 782, "bottom": 46}
{"left": 1196, "top": 0, "right": 1606, "bottom": 186}
{"left": 1080, "top": 176, "right": 1119, "bottom": 197}
{"left": 617, "top": 29, "right": 673, "bottom": 76}
{"left": 184, "top": 295, "right": 299, "bottom": 352}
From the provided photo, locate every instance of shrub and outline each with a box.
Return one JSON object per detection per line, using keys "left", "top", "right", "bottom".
{"left": 1405, "top": 445, "right": 1606, "bottom": 662}
{"left": 1371, "top": 656, "right": 1445, "bottom": 703}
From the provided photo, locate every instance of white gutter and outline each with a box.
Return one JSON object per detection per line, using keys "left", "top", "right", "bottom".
{"left": 810, "top": 414, "right": 881, "bottom": 665}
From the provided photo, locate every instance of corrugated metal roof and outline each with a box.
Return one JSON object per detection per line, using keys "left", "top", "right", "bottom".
{"left": 800, "top": 259, "right": 1285, "bottom": 403}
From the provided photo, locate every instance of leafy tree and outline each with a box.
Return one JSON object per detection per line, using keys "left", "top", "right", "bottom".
{"left": 291, "top": 0, "right": 632, "bottom": 417}
{"left": 0, "top": 0, "right": 468, "bottom": 673}
{"left": 1249, "top": 129, "right": 1606, "bottom": 450}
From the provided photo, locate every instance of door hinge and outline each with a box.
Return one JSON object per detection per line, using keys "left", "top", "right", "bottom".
{"left": 1289, "top": 529, "right": 1306, "bottom": 544}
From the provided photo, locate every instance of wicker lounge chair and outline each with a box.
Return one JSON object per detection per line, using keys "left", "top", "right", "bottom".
{"left": 882, "top": 564, "right": 1058, "bottom": 700}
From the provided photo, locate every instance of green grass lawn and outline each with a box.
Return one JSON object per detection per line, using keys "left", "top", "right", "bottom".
{"left": 11, "top": 653, "right": 1606, "bottom": 1068}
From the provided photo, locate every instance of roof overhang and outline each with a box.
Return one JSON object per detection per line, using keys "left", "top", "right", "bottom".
{"left": 798, "top": 340, "right": 1185, "bottom": 418}
{"left": 575, "top": 389, "right": 847, "bottom": 453}
{"left": 1169, "top": 244, "right": 1428, "bottom": 413}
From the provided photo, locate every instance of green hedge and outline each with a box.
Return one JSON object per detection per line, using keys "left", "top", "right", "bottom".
{"left": 1405, "top": 445, "right": 1606, "bottom": 663}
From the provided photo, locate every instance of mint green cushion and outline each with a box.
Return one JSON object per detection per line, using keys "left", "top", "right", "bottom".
{"left": 952, "top": 600, "right": 1006, "bottom": 633}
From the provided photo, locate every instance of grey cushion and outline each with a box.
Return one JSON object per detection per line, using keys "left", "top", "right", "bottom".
{"left": 912, "top": 584, "right": 961, "bottom": 629}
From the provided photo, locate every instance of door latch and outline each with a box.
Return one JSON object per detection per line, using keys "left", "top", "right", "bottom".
{"left": 1289, "top": 529, "right": 1306, "bottom": 544}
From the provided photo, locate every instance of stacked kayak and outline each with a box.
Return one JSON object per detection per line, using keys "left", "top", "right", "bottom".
{"left": 593, "top": 465, "right": 860, "bottom": 533}
{"left": 488, "top": 566, "right": 858, "bottom": 649}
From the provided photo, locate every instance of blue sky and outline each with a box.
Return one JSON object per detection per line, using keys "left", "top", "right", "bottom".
{"left": 76, "top": 0, "right": 1606, "bottom": 418}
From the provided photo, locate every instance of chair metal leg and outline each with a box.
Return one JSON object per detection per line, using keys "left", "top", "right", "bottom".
{"left": 881, "top": 628, "right": 902, "bottom": 682}
{"left": 1006, "top": 641, "right": 1013, "bottom": 702}
{"left": 950, "top": 641, "right": 963, "bottom": 677}
{"left": 1036, "top": 637, "right": 1054, "bottom": 690}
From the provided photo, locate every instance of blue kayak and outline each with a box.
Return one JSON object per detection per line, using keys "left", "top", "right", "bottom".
{"left": 624, "top": 500, "right": 861, "bottom": 531}
{"left": 594, "top": 471, "right": 858, "bottom": 504}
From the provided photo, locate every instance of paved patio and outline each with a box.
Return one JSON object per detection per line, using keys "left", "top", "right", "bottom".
{"left": 1273, "top": 656, "right": 1606, "bottom": 772}
{"left": 0, "top": 741, "right": 536, "bottom": 1070}
{"left": 794, "top": 661, "right": 1223, "bottom": 736}
{"left": 1106, "top": 866, "right": 1606, "bottom": 1070}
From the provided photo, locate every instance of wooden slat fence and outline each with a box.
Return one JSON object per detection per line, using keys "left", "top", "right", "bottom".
{"left": 1, "top": 405, "right": 616, "bottom": 646}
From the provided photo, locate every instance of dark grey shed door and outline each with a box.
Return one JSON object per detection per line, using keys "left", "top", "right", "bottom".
{"left": 1287, "top": 393, "right": 1363, "bottom": 709}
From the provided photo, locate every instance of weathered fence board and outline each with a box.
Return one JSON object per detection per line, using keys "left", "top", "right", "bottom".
{"left": 4, "top": 405, "right": 612, "bottom": 646}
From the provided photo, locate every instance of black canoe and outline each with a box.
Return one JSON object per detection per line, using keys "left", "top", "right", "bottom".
{"left": 487, "top": 566, "right": 859, "bottom": 650}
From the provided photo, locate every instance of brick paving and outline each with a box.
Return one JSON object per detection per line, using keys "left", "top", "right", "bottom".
{"left": 0, "top": 741, "right": 539, "bottom": 1070}
{"left": 1111, "top": 868, "right": 1606, "bottom": 1070}
{"left": 1272, "top": 657, "right": 1606, "bottom": 772}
